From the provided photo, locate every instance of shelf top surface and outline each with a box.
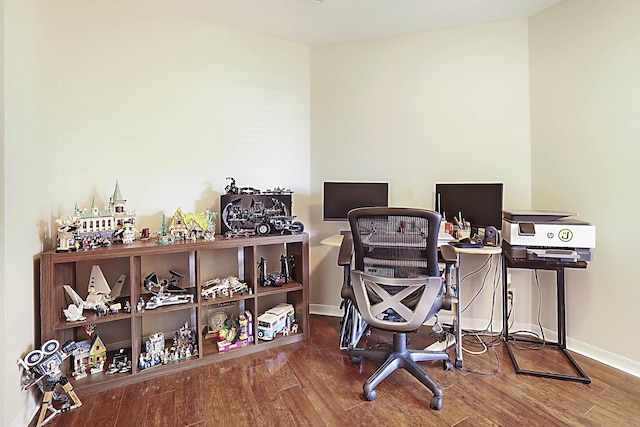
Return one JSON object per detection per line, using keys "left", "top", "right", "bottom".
{"left": 42, "top": 233, "right": 309, "bottom": 261}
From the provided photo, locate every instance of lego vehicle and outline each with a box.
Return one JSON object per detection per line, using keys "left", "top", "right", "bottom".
{"left": 255, "top": 215, "right": 304, "bottom": 235}
{"left": 221, "top": 179, "right": 304, "bottom": 236}
{"left": 224, "top": 176, "right": 260, "bottom": 195}
{"left": 63, "top": 265, "right": 126, "bottom": 319}
{"left": 142, "top": 270, "right": 194, "bottom": 310}
{"left": 257, "top": 303, "right": 295, "bottom": 341}
{"left": 258, "top": 255, "right": 295, "bottom": 287}
{"left": 201, "top": 276, "right": 248, "bottom": 299}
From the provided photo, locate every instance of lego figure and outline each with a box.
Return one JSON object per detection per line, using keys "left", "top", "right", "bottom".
{"left": 18, "top": 340, "right": 83, "bottom": 427}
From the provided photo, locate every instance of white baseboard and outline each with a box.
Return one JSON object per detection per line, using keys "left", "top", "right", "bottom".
{"left": 564, "top": 331, "right": 640, "bottom": 378}
{"left": 309, "top": 304, "right": 640, "bottom": 378}
{"left": 12, "top": 392, "right": 38, "bottom": 427}
{"left": 509, "top": 325, "right": 640, "bottom": 378}
{"left": 309, "top": 304, "right": 343, "bottom": 317}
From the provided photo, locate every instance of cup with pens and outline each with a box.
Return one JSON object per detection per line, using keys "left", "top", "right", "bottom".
{"left": 452, "top": 213, "right": 470, "bottom": 239}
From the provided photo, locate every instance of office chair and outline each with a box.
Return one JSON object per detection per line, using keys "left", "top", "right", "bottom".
{"left": 345, "top": 207, "right": 453, "bottom": 410}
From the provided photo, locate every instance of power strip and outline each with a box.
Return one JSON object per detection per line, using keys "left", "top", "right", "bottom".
{"left": 425, "top": 335, "right": 455, "bottom": 352}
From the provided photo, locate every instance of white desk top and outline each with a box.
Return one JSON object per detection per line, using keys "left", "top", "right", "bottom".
{"left": 453, "top": 245, "right": 502, "bottom": 255}
{"left": 321, "top": 233, "right": 502, "bottom": 255}
{"left": 321, "top": 234, "right": 344, "bottom": 247}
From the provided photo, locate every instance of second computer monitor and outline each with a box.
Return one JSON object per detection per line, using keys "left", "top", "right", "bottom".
{"left": 434, "top": 183, "right": 503, "bottom": 230}
{"left": 323, "top": 181, "right": 389, "bottom": 221}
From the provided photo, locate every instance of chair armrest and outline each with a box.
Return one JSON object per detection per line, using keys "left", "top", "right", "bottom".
{"left": 338, "top": 232, "right": 354, "bottom": 300}
{"left": 338, "top": 232, "right": 353, "bottom": 267}
{"left": 440, "top": 243, "right": 457, "bottom": 264}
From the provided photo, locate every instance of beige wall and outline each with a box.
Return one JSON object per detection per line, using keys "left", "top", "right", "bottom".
{"left": 530, "top": 0, "right": 640, "bottom": 367}
{"left": 4, "top": 2, "right": 310, "bottom": 425}
{"left": 310, "top": 20, "right": 533, "bottom": 329}
{"left": 4, "top": 1, "right": 61, "bottom": 424}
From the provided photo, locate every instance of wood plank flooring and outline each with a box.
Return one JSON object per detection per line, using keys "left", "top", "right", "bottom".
{"left": 35, "top": 315, "right": 640, "bottom": 426}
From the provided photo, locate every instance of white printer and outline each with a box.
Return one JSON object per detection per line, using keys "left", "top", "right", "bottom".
{"left": 502, "top": 210, "right": 595, "bottom": 262}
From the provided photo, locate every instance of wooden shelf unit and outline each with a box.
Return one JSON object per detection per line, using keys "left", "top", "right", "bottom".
{"left": 39, "top": 233, "right": 309, "bottom": 395}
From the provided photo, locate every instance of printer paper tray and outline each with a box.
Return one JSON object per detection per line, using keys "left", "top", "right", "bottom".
{"left": 527, "top": 248, "right": 579, "bottom": 262}
{"left": 503, "top": 242, "right": 593, "bottom": 262}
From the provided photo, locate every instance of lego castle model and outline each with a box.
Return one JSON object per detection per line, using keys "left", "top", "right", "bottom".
{"left": 55, "top": 181, "right": 136, "bottom": 251}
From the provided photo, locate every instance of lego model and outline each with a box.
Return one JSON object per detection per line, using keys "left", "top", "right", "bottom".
{"left": 224, "top": 228, "right": 256, "bottom": 238}
{"left": 167, "top": 208, "right": 217, "bottom": 241}
{"left": 113, "top": 222, "right": 138, "bottom": 244}
{"left": 138, "top": 321, "right": 198, "bottom": 371}
{"left": 105, "top": 349, "right": 132, "bottom": 375}
{"left": 216, "top": 311, "right": 253, "bottom": 352}
{"left": 142, "top": 270, "right": 194, "bottom": 310}
{"left": 258, "top": 255, "right": 295, "bottom": 287}
{"left": 62, "top": 265, "right": 126, "bottom": 319}
{"left": 222, "top": 197, "right": 304, "bottom": 236}
{"left": 138, "top": 332, "right": 166, "bottom": 370}
{"left": 70, "top": 324, "right": 106, "bottom": 379}
{"left": 220, "top": 177, "right": 303, "bottom": 236}
{"left": 257, "top": 303, "right": 296, "bottom": 341}
{"left": 71, "top": 332, "right": 107, "bottom": 378}
{"left": 55, "top": 181, "right": 136, "bottom": 252}
{"left": 18, "top": 339, "right": 82, "bottom": 427}
{"left": 204, "top": 311, "right": 228, "bottom": 340}
{"left": 156, "top": 214, "right": 175, "bottom": 245}
{"left": 224, "top": 176, "right": 261, "bottom": 195}
{"left": 201, "top": 276, "right": 249, "bottom": 299}
{"left": 224, "top": 177, "right": 293, "bottom": 197}
{"left": 203, "top": 310, "right": 254, "bottom": 352}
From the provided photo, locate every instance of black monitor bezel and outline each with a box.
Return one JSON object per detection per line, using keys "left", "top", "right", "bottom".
{"left": 323, "top": 181, "right": 389, "bottom": 222}
{"left": 434, "top": 182, "right": 504, "bottom": 230}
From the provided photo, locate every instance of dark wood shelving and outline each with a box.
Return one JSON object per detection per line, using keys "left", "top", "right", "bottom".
{"left": 256, "top": 280, "right": 303, "bottom": 296}
{"left": 39, "top": 233, "right": 309, "bottom": 395}
{"left": 54, "top": 312, "right": 132, "bottom": 331}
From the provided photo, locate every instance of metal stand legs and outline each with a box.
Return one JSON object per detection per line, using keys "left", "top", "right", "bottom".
{"left": 502, "top": 253, "right": 590, "bottom": 384}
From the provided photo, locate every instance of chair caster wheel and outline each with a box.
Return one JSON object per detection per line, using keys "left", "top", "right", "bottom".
{"left": 350, "top": 356, "right": 361, "bottom": 364}
{"left": 455, "top": 360, "right": 463, "bottom": 369}
{"left": 430, "top": 396, "right": 443, "bottom": 410}
{"left": 443, "top": 360, "right": 453, "bottom": 371}
{"left": 364, "top": 389, "right": 376, "bottom": 401}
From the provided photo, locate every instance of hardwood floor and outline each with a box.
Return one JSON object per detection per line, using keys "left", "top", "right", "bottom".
{"left": 36, "top": 315, "right": 640, "bottom": 426}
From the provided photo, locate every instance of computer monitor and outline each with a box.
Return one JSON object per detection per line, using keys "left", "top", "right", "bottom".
{"left": 323, "top": 182, "right": 389, "bottom": 221}
{"left": 434, "top": 183, "right": 504, "bottom": 230}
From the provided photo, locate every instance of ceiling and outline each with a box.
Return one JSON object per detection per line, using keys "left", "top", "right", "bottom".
{"left": 135, "top": 0, "right": 563, "bottom": 46}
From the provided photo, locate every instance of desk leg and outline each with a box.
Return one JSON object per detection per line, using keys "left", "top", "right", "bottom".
{"left": 454, "top": 258, "right": 463, "bottom": 369}
{"left": 557, "top": 268, "right": 566, "bottom": 349}
{"left": 502, "top": 253, "right": 509, "bottom": 341}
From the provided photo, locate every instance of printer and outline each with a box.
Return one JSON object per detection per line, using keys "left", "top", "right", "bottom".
{"left": 502, "top": 210, "right": 595, "bottom": 262}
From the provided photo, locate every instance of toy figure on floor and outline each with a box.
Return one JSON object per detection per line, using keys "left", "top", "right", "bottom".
{"left": 18, "top": 340, "right": 82, "bottom": 426}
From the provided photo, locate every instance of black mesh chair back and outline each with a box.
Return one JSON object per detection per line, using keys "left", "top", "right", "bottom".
{"left": 350, "top": 207, "right": 440, "bottom": 278}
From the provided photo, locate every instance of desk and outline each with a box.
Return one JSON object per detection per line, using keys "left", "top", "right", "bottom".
{"left": 501, "top": 251, "right": 591, "bottom": 383}
{"left": 446, "top": 244, "right": 502, "bottom": 368}
{"left": 320, "top": 234, "right": 345, "bottom": 247}
{"left": 322, "top": 233, "right": 501, "bottom": 369}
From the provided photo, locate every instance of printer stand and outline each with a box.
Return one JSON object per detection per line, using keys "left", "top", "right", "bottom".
{"left": 502, "top": 251, "right": 591, "bottom": 384}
